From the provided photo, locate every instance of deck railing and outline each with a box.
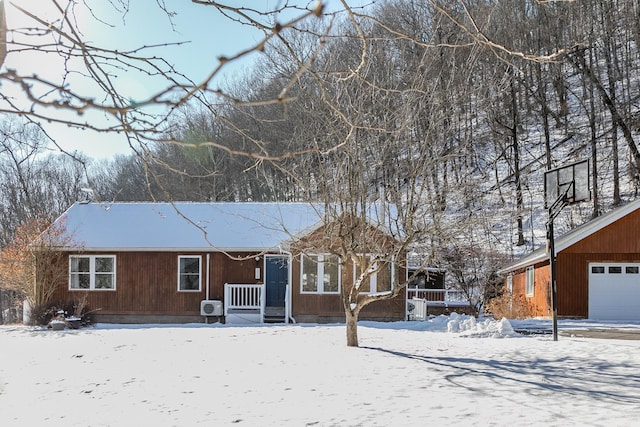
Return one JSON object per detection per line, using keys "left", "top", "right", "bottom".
{"left": 224, "top": 283, "right": 265, "bottom": 321}
{"left": 406, "top": 288, "right": 469, "bottom": 306}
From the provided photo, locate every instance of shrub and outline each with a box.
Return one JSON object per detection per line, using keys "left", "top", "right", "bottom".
{"left": 485, "top": 291, "right": 532, "bottom": 320}
{"left": 28, "top": 297, "right": 95, "bottom": 326}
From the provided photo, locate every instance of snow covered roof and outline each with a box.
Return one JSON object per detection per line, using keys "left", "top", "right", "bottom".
{"left": 498, "top": 198, "right": 640, "bottom": 274}
{"left": 53, "top": 202, "right": 326, "bottom": 252}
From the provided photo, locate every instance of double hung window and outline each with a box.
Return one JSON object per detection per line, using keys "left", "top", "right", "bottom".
{"left": 69, "top": 255, "right": 116, "bottom": 290}
{"left": 525, "top": 266, "right": 534, "bottom": 296}
{"left": 178, "top": 256, "right": 201, "bottom": 291}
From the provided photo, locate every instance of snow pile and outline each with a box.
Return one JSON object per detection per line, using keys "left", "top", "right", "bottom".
{"left": 443, "top": 313, "right": 517, "bottom": 337}
{"left": 401, "top": 312, "right": 518, "bottom": 337}
{"left": 452, "top": 315, "right": 518, "bottom": 338}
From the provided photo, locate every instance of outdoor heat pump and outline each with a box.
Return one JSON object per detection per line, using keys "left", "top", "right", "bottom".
{"left": 200, "top": 300, "right": 223, "bottom": 317}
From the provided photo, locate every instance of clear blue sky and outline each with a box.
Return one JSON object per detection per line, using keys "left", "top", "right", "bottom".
{"left": 3, "top": 0, "right": 363, "bottom": 160}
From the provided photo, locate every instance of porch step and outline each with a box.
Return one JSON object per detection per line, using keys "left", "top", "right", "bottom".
{"left": 264, "top": 306, "right": 286, "bottom": 324}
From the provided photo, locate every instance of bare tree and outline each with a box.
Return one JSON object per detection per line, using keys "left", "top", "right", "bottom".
{"left": 237, "top": 1, "right": 491, "bottom": 346}
{"left": 0, "top": 0, "right": 332, "bottom": 154}
{"left": 0, "top": 216, "right": 77, "bottom": 323}
{"left": 0, "top": 117, "right": 89, "bottom": 244}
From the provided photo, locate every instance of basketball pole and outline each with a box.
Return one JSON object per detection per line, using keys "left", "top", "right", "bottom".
{"left": 547, "top": 184, "right": 572, "bottom": 342}
{"left": 544, "top": 159, "right": 589, "bottom": 342}
{"left": 547, "top": 214, "right": 559, "bottom": 341}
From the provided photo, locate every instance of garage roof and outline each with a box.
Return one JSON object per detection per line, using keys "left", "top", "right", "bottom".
{"left": 498, "top": 198, "right": 640, "bottom": 275}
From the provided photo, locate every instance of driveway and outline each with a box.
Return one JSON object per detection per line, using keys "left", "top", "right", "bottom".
{"left": 511, "top": 319, "right": 640, "bottom": 340}
{"left": 559, "top": 328, "right": 640, "bottom": 340}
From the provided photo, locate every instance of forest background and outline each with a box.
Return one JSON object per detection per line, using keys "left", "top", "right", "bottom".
{"left": 1, "top": 0, "right": 640, "bottom": 323}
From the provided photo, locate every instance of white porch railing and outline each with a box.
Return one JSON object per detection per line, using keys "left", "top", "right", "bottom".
{"left": 224, "top": 283, "right": 265, "bottom": 323}
{"left": 407, "top": 288, "right": 469, "bottom": 306}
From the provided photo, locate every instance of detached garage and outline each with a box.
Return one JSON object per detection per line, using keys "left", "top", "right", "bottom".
{"left": 498, "top": 199, "right": 640, "bottom": 321}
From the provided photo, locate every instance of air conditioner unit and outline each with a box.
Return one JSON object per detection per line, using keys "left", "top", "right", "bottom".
{"left": 200, "top": 300, "right": 223, "bottom": 316}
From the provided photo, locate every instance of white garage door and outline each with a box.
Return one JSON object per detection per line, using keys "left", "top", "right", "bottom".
{"left": 589, "top": 263, "right": 640, "bottom": 320}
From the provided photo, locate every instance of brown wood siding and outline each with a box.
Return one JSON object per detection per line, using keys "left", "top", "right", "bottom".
{"left": 47, "top": 247, "right": 405, "bottom": 321}
{"left": 508, "top": 261, "right": 551, "bottom": 317}
{"left": 290, "top": 254, "right": 406, "bottom": 321}
{"left": 209, "top": 252, "right": 262, "bottom": 301}
{"left": 48, "top": 251, "right": 261, "bottom": 317}
{"left": 564, "top": 210, "right": 640, "bottom": 254}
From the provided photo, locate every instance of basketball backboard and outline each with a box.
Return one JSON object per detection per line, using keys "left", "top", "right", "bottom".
{"left": 544, "top": 159, "right": 590, "bottom": 209}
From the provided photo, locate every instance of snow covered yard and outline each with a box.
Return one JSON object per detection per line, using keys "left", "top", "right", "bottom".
{"left": 1, "top": 315, "right": 640, "bottom": 426}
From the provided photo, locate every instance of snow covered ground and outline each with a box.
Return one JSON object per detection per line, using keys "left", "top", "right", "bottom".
{"left": 1, "top": 314, "right": 640, "bottom": 426}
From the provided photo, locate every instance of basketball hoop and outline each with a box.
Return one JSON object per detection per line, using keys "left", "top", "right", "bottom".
{"left": 544, "top": 159, "right": 590, "bottom": 210}
{"left": 544, "top": 159, "right": 590, "bottom": 342}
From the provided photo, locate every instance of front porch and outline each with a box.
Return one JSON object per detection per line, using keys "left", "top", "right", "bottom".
{"left": 224, "top": 283, "right": 289, "bottom": 324}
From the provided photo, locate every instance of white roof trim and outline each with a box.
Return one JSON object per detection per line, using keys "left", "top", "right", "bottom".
{"left": 57, "top": 246, "right": 285, "bottom": 253}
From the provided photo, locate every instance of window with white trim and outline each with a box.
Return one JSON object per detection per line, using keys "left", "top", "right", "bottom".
{"left": 506, "top": 274, "right": 513, "bottom": 293}
{"left": 354, "top": 255, "right": 394, "bottom": 294}
{"left": 178, "top": 256, "right": 201, "bottom": 291}
{"left": 301, "top": 254, "right": 340, "bottom": 294}
{"left": 69, "top": 255, "right": 116, "bottom": 290}
{"left": 525, "top": 266, "right": 534, "bottom": 297}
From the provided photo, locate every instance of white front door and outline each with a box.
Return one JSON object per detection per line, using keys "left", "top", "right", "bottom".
{"left": 589, "top": 263, "right": 640, "bottom": 320}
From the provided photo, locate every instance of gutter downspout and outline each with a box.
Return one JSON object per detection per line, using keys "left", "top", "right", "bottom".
{"left": 205, "top": 253, "right": 210, "bottom": 324}
{"left": 206, "top": 253, "right": 210, "bottom": 300}
{"left": 279, "top": 246, "right": 295, "bottom": 324}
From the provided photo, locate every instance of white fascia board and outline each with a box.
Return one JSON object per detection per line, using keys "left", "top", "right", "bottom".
{"left": 57, "top": 246, "right": 278, "bottom": 253}
{"left": 497, "top": 251, "right": 548, "bottom": 276}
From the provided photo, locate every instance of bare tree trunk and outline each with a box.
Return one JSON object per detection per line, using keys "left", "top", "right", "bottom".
{"left": 589, "top": 89, "right": 599, "bottom": 217}
{"left": 600, "top": 1, "right": 622, "bottom": 206}
{"left": 611, "top": 124, "right": 620, "bottom": 205}
{"left": 510, "top": 76, "right": 525, "bottom": 247}
{"left": 0, "top": 291, "right": 4, "bottom": 325}
{"left": 346, "top": 309, "right": 359, "bottom": 347}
